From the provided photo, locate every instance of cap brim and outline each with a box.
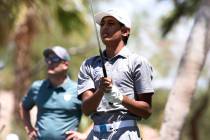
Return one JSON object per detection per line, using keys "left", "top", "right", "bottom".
{"left": 95, "top": 12, "right": 112, "bottom": 25}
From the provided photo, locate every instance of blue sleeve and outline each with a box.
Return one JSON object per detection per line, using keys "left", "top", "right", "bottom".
{"left": 22, "top": 81, "right": 41, "bottom": 110}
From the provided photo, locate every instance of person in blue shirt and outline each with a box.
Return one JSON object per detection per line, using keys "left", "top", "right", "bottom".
{"left": 19, "top": 46, "right": 86, "bottom": 140}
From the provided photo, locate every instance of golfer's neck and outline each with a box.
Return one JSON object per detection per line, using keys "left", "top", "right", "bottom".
{"left": 106, "top": 41, "right": 125, "bottom": 58}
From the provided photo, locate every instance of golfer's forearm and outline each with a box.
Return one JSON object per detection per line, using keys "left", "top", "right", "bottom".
{"left": 122, "top": 96, "right": 152, "bottom": 119}
{"left": 82, "top": 89, "right": 104, "bottom": 115}
{"left": 23, "top": 115, "right": 34, "bottom": 134}
{"left": 82, "top": 102, "right": 96, "bottom": 115}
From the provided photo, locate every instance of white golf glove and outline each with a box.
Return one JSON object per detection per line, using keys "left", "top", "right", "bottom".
{"left": 104, "top": 85, "right": 123, "bottom": 104}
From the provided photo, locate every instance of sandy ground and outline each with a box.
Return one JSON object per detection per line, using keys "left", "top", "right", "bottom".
{"left": 0, "top": 91, "right": 159, "bottom": 140}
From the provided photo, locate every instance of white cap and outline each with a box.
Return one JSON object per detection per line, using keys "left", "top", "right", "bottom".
{"left": 43, "top": 46, "right": 70, "bottom": 61}
{"left": 95, "top": 9, "right": 131, "bottom": 29}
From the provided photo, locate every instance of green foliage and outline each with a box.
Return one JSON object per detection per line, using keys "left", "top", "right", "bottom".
{"left": 0, "top": 46, "right": 15, "bottom": 89}
{"left": 2, "top": 0, "right": 93, "bottom": 83}
{"left": 0, "top": 66, "right": 14, "bottom": 90}
{"left": 56, "top": 7, "right": 85, "bottom": 35}
{"left": 161, "top": 0, "right": 201, "bottom": 37}
{"left": 38, "top": 0, "right": 91, "bottom": 38}
{"left": 70, "top": 46, "right": 98, "bottom": 81}
{"left": 0, "top": 0, "right": 21, "bottom": 45}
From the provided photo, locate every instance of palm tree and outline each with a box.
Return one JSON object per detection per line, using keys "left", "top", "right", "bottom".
{"left": 0, "top": 0, "right": 91, "bottom": 123}
{"left": 13, "top": 1, "right": 37, "bottom": 118}
{"left": 160, "top": 0, "right": 210, "bottom": 139}
{"left": 0, "top": 0, "right": 20, "bottom": 47}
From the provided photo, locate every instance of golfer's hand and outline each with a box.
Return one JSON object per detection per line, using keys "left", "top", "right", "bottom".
{"left": 99, "top": 77, "right": 112, "bottom": 92}
{"left": 104, "top": 85, "right": 123, "bottom": 104}
{"left": 65, "top": 130, "right": 86, "bottom": 140}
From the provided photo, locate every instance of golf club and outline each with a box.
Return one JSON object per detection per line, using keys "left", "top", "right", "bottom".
{"left": 89, "top": 0, "right": 107, "bottom": 77}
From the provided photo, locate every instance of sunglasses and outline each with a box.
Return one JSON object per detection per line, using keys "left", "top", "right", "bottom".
{"left": 45, "top": 55, "right": 63, "bottom": 65}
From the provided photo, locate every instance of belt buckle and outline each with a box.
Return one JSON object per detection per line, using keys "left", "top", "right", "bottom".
{"left": 99, "top": 124, "right": 107, "bottom": 132}
{"left": 106, "top": 124, "right": 114, "bottom": 132}
{"left": 99, "top": 124, "right": 114, "bottom": 132}
{"left": 112, "top": 122, "right": 118, "bottom": 131}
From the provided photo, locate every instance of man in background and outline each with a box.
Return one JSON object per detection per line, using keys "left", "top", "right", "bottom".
{"left": 19, "top": 46, "right": 86, "bottom": 140}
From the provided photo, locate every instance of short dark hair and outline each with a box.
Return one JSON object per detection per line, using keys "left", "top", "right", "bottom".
{"left": 122, "top": 34, "right": 129, "bottom": 45}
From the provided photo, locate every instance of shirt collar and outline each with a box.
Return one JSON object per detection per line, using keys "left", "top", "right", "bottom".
{"left": 117, "top": 47, "right": 131, "bottom": 58}
{"left": 57, "top": 76, "right": 71, "bottom": 89}
{"left": 103, "top": 47, "right": 131, "bottom": 60}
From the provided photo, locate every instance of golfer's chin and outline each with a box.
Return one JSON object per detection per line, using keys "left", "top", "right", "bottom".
{"left": 102, "top": 37, "right": 111, "bottom": 42}
{"left": 102, "top": 38, "right": 117, "bottom": 45}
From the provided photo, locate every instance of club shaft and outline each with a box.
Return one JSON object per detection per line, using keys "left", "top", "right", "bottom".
{"left": 89, "top": 0, "right": 107, "bottom": 77}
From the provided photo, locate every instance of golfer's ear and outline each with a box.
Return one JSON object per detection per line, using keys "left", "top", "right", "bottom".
{"left": 121, "top": 26, "right": 130, "bottom": 37}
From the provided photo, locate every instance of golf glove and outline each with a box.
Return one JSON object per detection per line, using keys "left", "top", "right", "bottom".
{"left": 104, "top": 85, "right": 123, "bottom": 104}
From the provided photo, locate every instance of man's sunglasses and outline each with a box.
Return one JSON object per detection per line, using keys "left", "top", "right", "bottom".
{"left": 45, "top": 55, "right": 63, "bottom": 65}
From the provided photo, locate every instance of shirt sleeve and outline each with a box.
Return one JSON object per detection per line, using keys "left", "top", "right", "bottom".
{"left": 77, "top": 60, "right": 95, "bottom": 99}
{"left": 133, "top": 57, "right": 154, "bottom": 94}
{"left": 22, "top": 81, "right": 40, "bottom": 110}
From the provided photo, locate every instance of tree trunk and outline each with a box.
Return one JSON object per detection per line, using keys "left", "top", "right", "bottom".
{"left": 0, "top": 0, "right": 16, "bottom": 46}
{"left": 190, "top": 95, "right": 208, "bottom": 140}
{"left": 13, "top": 7, "right": 37, "bottom": 120}
{"left": 160, "top": 0, "right": 210, "bottom": 140}
{"left": 189, "top": 79, "right": 210, "bottom": 140}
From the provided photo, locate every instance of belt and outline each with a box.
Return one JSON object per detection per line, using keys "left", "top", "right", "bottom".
{"left": 93, "top": 120, "right": 137, "bottom": 133}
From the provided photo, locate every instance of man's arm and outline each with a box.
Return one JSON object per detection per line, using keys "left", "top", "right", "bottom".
{"left": 81, "top": 89, "right": 103, "bottom": 116}
{"left": 121, "top": 93, "right": 154, "bottom": 119}
{"left": 81, "top": 77, "right": 112, "bottom": 116}
{"left": 104, "top": 86, "right": 153, "bottom": 119}
{"left": 19, "top": 103, "right": 37, "bottom": 139}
